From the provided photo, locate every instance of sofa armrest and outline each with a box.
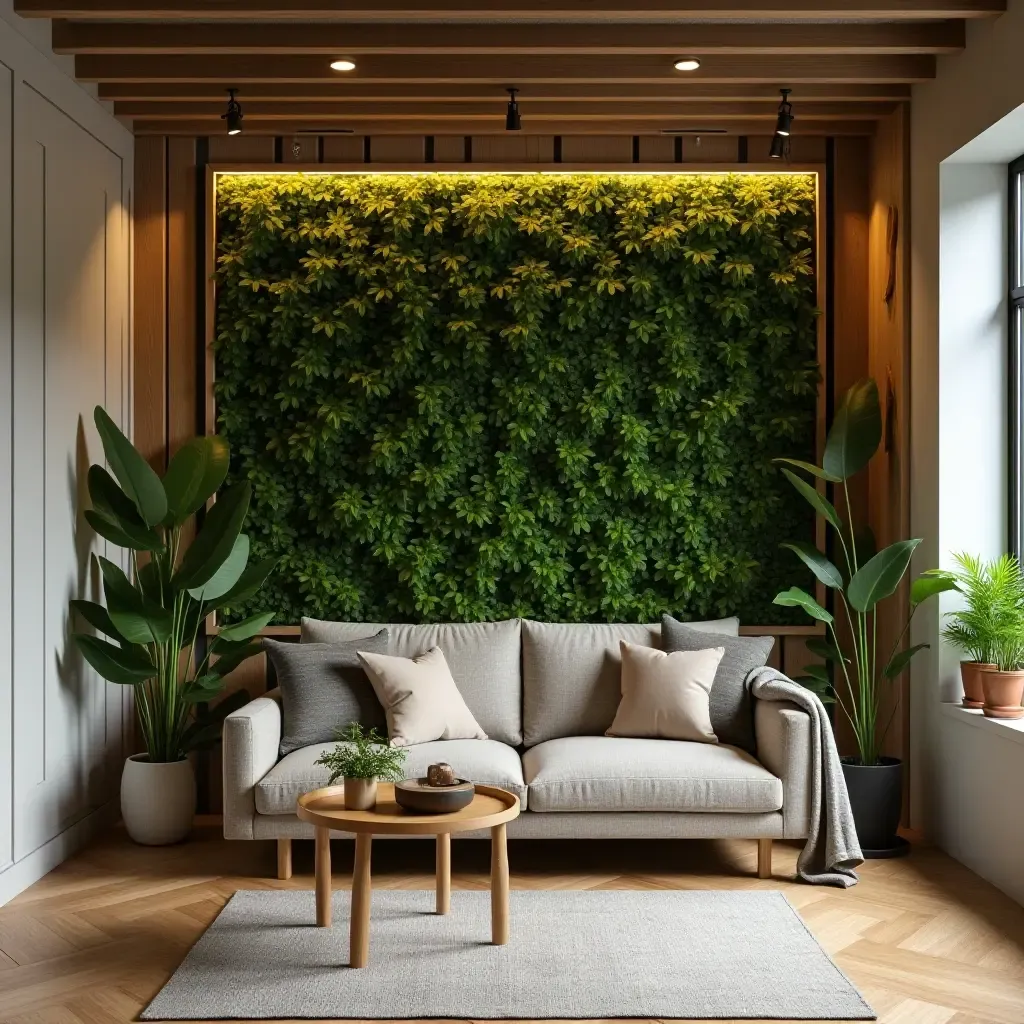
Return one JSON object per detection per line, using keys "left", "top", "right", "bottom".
{"left": 754, "top": 698, "right": 812, "bottom": 840}
{"left": 222, "top": 688, "right": 282, "bottom": 840}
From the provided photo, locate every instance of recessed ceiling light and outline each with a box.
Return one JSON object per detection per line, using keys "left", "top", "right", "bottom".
{"left": 674, "top": 58, "right": 701, "bottom": 72}
{"left": 330, "top": 59, "right": 357, "bottom": 72}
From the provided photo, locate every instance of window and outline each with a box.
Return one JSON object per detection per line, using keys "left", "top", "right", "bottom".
{"left": 1009, "top": 155, "right": 1024, "bottom": 558}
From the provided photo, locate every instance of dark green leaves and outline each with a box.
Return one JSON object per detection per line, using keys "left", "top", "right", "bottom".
{"left": 98, "top": 555, "right": 173, "bottom": 645}
{"left": 94, "top": 407, "right": 168, "bottom": 528}
{"left": 163, "top": 436, "right": 231, "bottom": 526}
{"left": 780, "top": 542, "right": 843, "bottom": 589}
{"left": 847, "top": 539, "right": 922, "bottom": 613}
{"left": 174, "top": 483, "right": 252, "bottom": 592}
{"left": 773, "top": 586, "right": 833, "bottom": 624}
{"left": 884, "top": 643, "right": 929, "bottom": 679}
{"left": 74, "top": 635, "right": 156, "bottom": 685}
{"left": 822, "top": 377, "right": 881, "bottom": 481}
{"left": 780, "top": 469, "right": 842, "bottom": 533}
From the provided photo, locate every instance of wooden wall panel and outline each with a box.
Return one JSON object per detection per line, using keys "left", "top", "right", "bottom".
{"left": 681, "top": 136, "right": 739, "bottom": 163}
{"left": 637, "top": 135, "right": 675, "bottom": 163}
{"left": 321, "top": 135, "right": 364, "bottom": 162}
{"left": 207, "top": 135, "right": 274, "bottom": 163}
{"left": 560, "top": 135, "right": 632, "bottom": 163}
{"left": 369, "top": 135, "right": 425, "bottom": 162}
{"left": 470, "top": 135, "right": 554, "bottom": 163}
{"left": 434, "top": 135, "right": 466, "bottom": 163}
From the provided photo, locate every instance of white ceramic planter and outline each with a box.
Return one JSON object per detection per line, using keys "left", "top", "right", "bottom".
{"left": 121, "top": 754, "right": 196, "bottom": 845}
{"left": 344, "top": 777, "right": 377, "bottom": 810}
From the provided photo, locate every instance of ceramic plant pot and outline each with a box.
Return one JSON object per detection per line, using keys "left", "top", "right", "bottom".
{"left": 960, "top": 661, "right": 994, "bottom": 709}
{"left": 980, "top": 669, "right": 1024, "bottom": 719}
{"left": 344, "top": 777, "right": 378, "bottom": 811}
{"left": 121, "top": 754, "right": 196, "bottom": 846}
{"left": 840, "top": 757, "right": 907, "bottom": 858}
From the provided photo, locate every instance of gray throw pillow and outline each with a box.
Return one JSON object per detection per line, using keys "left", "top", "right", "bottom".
{"left": 660, "top": 614, "right": 774, "bottom": 754}
{"left": 265, "top": 631, "right": 390, "bottom": 756}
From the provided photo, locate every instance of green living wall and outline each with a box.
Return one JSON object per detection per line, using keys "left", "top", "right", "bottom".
{"left": 214, "top": 172, "right": 818, "bottom": 624}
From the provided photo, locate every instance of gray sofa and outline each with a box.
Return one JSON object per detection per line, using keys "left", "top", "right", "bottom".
{"left": 223, "top": 617, "right": 813, "bottom": 878}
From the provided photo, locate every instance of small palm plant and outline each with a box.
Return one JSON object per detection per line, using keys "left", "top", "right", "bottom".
{"left": 71, "top": 406, "right": 275, "bottom": 763}
{"left": 315, "top": 724, "right": 408, "bottom": 784}
{"left": 941, "top": 552, "right": 1020, "bottom": 665}
{"left": 773, "top": 378, "right": 955, "bottom": 766}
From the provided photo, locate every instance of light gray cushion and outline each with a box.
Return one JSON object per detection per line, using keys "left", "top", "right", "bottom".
{"left": 521, "top": 618, "right": 740, "bottom": 748}
{"left": 301, "top": 619, "right": 522, "bottom": 746}
{"left": 661, "top": 615, "right": 775, "bottom": 755}
{"left": 265, "top": 632, "right": 389, "bottom": 757}
{"left": 255, "top": 739, "right": 527, "bottom": 815}
{"left": 522, "top": 736, "right": 782, "bottom": 814}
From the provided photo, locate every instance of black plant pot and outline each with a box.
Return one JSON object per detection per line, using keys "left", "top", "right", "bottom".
{"left": 840, "top": 756, "right": 909, "bottom": 859}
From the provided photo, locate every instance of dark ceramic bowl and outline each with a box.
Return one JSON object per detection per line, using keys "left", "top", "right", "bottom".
{"left": 395, "top": 778, "right": 475, "bottom": 814}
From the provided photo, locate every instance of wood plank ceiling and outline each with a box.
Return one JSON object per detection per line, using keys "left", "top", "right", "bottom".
{"left": 17, "top": 0, "right": 1005, "bottom": 136}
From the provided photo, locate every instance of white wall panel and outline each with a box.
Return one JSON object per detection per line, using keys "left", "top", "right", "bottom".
{"left": 0, "top": 12, "right": 132, "bottom": 905}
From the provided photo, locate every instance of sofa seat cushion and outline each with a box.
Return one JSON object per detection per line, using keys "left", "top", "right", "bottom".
{"left": 522, "top": 736, "right": 782, "bottom": 814}
{"left": 255, "top": 739, "right": 527, "bottom": 816}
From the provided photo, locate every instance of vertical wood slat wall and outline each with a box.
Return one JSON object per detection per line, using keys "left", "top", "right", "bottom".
{"left": 133, "top": 125, "right": 908, "bottom": 811}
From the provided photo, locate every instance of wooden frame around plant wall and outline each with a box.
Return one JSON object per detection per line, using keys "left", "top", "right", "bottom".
{"left": 203, "top": 163, "right": 828, "bottom": 642}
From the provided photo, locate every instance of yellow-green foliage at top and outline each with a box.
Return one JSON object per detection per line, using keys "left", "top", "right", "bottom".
{"left": 214, "top": 172, "right": 819, "bottom": 624}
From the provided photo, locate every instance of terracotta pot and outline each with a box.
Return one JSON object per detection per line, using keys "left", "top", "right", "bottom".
{"left": 960, "top": 661, "right": 994, "bottom": 709}
{"left": 980, "top": 668, "right": 1024, "bottom": 719}
{"left": 121, "top": 754, "right": 196, "bottom": 846}
{"left": 344, "top": 777, "right": 378, "bottom": 810}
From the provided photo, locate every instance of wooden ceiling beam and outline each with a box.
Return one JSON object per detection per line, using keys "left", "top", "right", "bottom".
{"left": 77, "top": 53, "right": 937, "bottom": 83}
{"left": 52, "top": 20, "right": 966, "bottom": 55}
{"left": 114, "top": 99, "right": 892, "bottom": 120}
{"left": 130, "top": 117, "right": 879, "bottom": 135}
{"left": 16, "top": 0, "right": 1006, "bottom": 20}
{"left": 97, "top": 81, "right": 913, "bottom": 102}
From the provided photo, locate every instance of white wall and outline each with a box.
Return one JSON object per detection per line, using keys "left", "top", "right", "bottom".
{"left": 910, "top": 0, "right": 1024, "bottom": 904}
{"left": 0, "top": 10, "right": 133, "bottom": 906}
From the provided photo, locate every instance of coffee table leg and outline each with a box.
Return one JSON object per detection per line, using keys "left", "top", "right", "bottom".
{"left": 436, "top": 832, "right": 451, "bottom": 914}
{"left": 350, "top": 833, "right": 373, "bottom": 968}
{"left": 490, "top": 822, "right": 509, "bottom": 945}
{"left": 315, "top": 826, "right": 331, "bottom": 927}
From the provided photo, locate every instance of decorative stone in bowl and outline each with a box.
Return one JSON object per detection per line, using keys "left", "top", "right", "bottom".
{"left": 395, "top": 764, "right": 475, "bottom": 814}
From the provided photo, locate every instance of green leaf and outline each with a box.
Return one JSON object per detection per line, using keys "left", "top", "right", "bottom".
{"left": 98, "top": 556, "right": 173, "bottom": 645}
{"left": 822, "top": 377, "right": 881, "bottom": 481}
{"left": 884, "top": 643, "right": 929, "bottom": 679}
{"left": 780, "top": 469, "right": 842, "bottom": 533}
{"left": 801, "top": 662, "right": 831, "bottom": 683}
{"left": 791, "top": 675, "right": 836, "bottom": 704}
{"left": 84, "top": 508, "right": 162, "bottom": 552}
{"left": 173, "top": 482, "right": 252, "bottom": 592}
{"left": 805, "top": 637, "right": 846, "bottom": 663}
{"left": 163, "top": 436, "right": 231, "bottom": 526}
{"left": 209, "top": 639, "right": 263, "bottom": 677}
{"left": 773, "top": 457, "right": 841, "bottom": 483}
{"left": 780, "top": 542, "right": 844, "bottom": 589}
{"left": 70, "top": 599, "right": 130, "bottom": 646}
{"left": 217, "top": 610, "right": 275, "bottom": 642}
{"left": 206, "top": 556, "right": 277, "bottom": 612}
{"left": 773, "top": 586, "right": 834, "bottom": 624}
{"left": 182, "top": 673, "right": 225, "bottom": 704}
{"left": 910, "top": 572, "right": 958, "bottom": 607}
{"left": 187, "top": 534, "right": 250, "bottom": 603}
{"left": 847, "top": 539, "right": 922, "bottom": 613}
{"left": 74, "top": 634, "right": 156, "bottom": 685}
{"left": 93, "top": 406, "right": 168, "bottom": 528}
{"left": 88, "top": 466, "right": 147, "bottom": 526}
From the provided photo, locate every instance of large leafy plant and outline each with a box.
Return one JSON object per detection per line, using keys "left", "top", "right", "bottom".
{"left": 215, "top": 171, "right": 819, "bottom": 624}
{"left": 71, "top": 407, "right": 276, "bottom": 763}
{"left": 773, "top": 378, "right": 955, "bottom": 766}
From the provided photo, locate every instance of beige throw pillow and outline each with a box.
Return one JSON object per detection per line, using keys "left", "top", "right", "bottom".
{"left": 606, "top": 641, "right": 725, "bottom": 743}
{"left": 357, "top": 646, "right": 488, "bottom": 747}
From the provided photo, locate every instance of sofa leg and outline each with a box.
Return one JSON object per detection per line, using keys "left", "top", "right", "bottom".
{"left": 757, "top": 839, "right": 773, "bottom": 879}
{"left": 277, "top": 838, "right": 293, "bottom": 880}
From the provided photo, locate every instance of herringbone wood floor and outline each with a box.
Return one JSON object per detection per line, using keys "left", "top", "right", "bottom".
{"left": 1, "top": 822, "right": 1023, "bottom": 1024}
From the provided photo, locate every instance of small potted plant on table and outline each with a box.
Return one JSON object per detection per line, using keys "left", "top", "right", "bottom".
{"left": 979, "top": 558, "right": 1024, "bottom": 719}
{"left": 315, "top": 723, "right": 408, "bottom": 810}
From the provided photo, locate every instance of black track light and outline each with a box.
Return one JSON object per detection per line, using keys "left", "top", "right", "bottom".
{"left": 222, "top": 88, "right": 243, "bottom": 136}
{"left": 505, "top": 88, "right": 521, "bottom": 132}
{"left": 769, "top": 133, "right": 788, "bottom": 160}
{"left": 774, "top": 88, "right": 794, "bottom": 138}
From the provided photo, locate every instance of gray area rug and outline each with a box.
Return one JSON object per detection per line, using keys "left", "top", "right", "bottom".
{"left": 142, "top": 889, "right": 874, "bottom": 1021}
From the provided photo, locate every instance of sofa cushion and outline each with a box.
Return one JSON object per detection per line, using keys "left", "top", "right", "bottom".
{"left": 521, "top": 618, "right": 739, "bottom": 748}
{"left": 265, "top": 632, "right": 390, "bottom": 756}
{"left": 359, "top": 646, "right": 487, "bottom": 747}
{"left": 255, "top": 739, "right": 527, "bottom": 816}
{"left": 301, "top": 619, "right": 522, "bottom": 746}
{"left": 661, "top": 616, "right": 775, "bottom": 755}
{"left": 522, "top": 736, "right": 782, "bottom": 814}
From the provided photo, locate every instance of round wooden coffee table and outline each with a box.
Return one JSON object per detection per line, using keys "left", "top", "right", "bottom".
{"left": 296, "top": 782, "right": 520, "bottom": 968}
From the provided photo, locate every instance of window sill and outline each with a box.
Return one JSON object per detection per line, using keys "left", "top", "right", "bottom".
{"left": 938, "top": 702, "right": 1024, "bottom": 748}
